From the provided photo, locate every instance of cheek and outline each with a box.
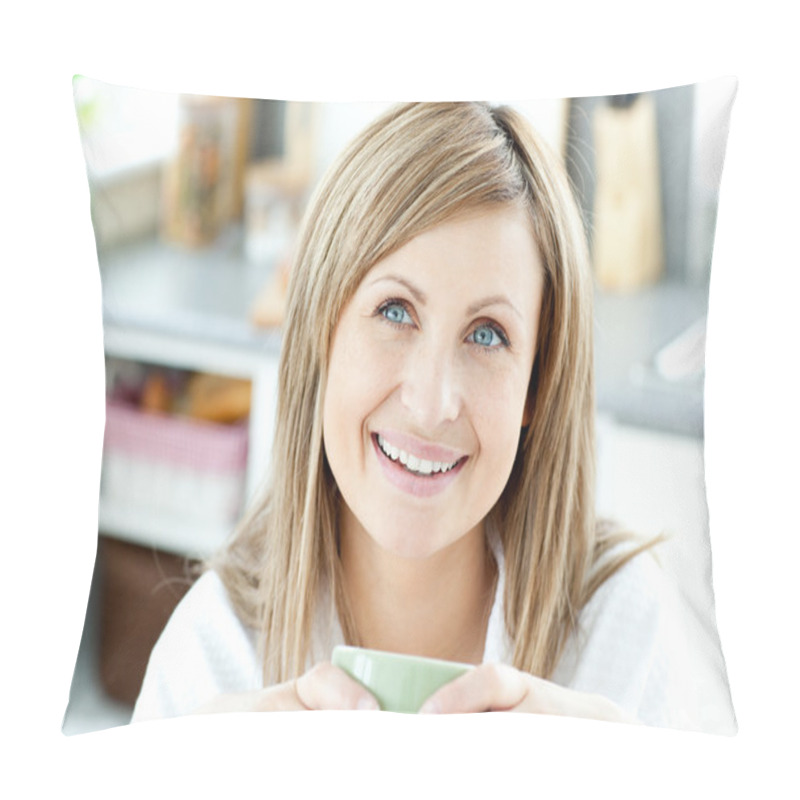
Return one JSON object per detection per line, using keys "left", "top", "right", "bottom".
{"left": 327, "top": 334, "right": 396, "bottom": 417}
{"left": 323, "top": 325, "right": 399, "bottom": 464}
{"left": 469, "top": 366, "right": 530, "bottom": 465}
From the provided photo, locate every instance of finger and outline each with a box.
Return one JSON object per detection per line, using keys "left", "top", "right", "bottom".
{"left": 510, "top": 678, "right": 625, "bottom": 720}
{"left": 448, "top": 670, "right": 632, "bottom": 722}
{"left": 195, "top": 684, "right": 307, "bottom": 713}
{"left": 419, "top": 663, "right": 529, "bottom": 714}
{"left": 294, "top": 662, "right": 380, "bottom": 711}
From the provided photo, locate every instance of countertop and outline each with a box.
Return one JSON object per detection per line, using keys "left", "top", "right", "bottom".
{"left": 594, "top": 281, "right": 707, "bottom": 439}
{"left": 100, "top": 226, "right": 282, "bottom": 354}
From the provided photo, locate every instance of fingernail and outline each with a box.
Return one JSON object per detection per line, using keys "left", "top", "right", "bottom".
{"left": 357, "top": 695, "right": 379, "bottom": 711}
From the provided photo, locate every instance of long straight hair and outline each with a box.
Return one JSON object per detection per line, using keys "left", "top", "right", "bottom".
{"left": 209, "top": 102, "right": 656, "bottom": 683}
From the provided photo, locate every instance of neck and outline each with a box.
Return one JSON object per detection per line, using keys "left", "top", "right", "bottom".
{"left": 338, "top": 509, "right": 497, "bottom": 664}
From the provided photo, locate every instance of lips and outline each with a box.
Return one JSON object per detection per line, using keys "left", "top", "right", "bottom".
{"left": 371, "top": 431, "right": 467, "bottom": 498}
{"left": 375, "top": 433, "right": 461, "bottom": 476}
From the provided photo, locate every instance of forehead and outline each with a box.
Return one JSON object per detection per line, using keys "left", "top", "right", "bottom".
{"left": 361, "top": 204, "right": 543, "bottom": 301}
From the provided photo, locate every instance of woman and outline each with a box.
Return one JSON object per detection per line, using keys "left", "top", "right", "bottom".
{"left": 132, "top": 102, "right": 676, "bottom": 725}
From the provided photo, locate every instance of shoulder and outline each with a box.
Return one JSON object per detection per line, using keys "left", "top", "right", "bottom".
{"left": 162, "top": 568, "right": 241, "bottom": 629}
{"left": 553, "top": 546, "right": 675, "bottom": 724}
{"left": 131, "top": 569, "right": 261, "bottom": 722}
{"left": 583, "top": 546, "right": 666, "bottom": 632}
{"left": 561, "top": 546, "right": 737, "bottom": 733}
{"left": 150, "top": 568, "right": 253, "bottom": 654}
{"left": 580, "top": 547, "right": 667, "bottom": 672}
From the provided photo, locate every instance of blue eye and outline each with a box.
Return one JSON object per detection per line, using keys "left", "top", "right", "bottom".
{"left": 380, "top": 301, "right": 413, "bottom": 326}
{"left": 469, "top": 324, "right": 507, "bottom": 349}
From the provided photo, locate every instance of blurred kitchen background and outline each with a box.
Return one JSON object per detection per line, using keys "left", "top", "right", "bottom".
{"left": 63, "top": 77, "right": 737, "bottom": 735}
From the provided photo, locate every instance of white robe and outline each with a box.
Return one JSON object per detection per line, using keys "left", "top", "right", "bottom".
{"left": 131, "top": 536, "right": 736, "bottom": 733}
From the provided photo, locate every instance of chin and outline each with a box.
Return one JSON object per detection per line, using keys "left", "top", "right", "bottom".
{"left": 369, "top": 522, "right": 452, "bottom": 561}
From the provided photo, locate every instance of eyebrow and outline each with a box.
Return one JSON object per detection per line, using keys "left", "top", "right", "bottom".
{"left": 466, "top": 295, "right": 523, "bottom": 321}
{"left": 367, "top": 274, "right": 523, "bottom": 321}
{"left": 368, "top": 275, "right": 427, "bottom": 304}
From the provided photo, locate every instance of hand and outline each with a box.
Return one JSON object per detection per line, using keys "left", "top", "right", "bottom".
{"left": 418, "top": 663, "right": 638, "bottom": 724}
{"left": 193, "top": 662, "right": 380, "bottom": 714}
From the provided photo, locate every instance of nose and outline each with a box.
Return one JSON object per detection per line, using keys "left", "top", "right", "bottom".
{"left": 399, "top": 337, "right": 461, "bottom": 429}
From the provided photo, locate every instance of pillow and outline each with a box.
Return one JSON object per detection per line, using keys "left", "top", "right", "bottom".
{"left": 63, "top": 76, "right": 737, "bottom": 735}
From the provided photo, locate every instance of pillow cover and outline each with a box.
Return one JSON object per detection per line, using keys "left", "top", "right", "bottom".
{"left": 63, "top": 76, "right": 737, "bottom": 735}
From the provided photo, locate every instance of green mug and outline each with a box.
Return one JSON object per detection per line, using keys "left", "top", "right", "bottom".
{"left": 332, "top": 645, "right": 474, "bottom": 713}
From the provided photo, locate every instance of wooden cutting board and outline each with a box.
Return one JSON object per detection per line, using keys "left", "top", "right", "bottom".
{"left": 592, "top": 93, "right": 663, "bottom": 291}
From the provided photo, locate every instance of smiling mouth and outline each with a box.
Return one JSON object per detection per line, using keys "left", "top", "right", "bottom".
{"left": 374, "top": 433, "right": 465, "bottom": 477}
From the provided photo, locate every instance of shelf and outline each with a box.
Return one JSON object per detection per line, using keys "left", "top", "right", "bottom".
{"left": 98, "top": 497, "right": 235, "bottom": 559}
{"left": 97, "top": 231, "right": 282, "bottom": 555}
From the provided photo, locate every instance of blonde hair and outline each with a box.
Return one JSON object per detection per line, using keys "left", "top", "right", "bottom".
{"left": 209, "top": 102, "right": 657, "bottom": 683}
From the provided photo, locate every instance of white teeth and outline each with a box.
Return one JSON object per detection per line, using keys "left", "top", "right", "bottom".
{"left": 376, "top": 434, "right": 460, "bottom": 476}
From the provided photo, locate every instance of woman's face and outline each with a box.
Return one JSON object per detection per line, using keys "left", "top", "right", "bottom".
{"left": 323, "top": 203, "right": 545, "bottom": 560}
